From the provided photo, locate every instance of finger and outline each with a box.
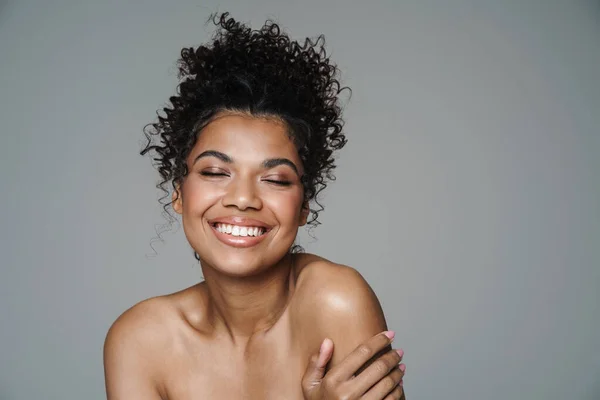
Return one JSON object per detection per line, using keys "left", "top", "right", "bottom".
{"left": 317, "top": 338, "right": 334, "bottom": 369}
{"left": 328, "top": 331, "right": 395, "bottom": 381}
{"left": 382, "top": 384, "right": 404, "bottom": 400}
{"left": 301, "top": 338, "right": 334, "bottom": 392}
{"left": 360, "top": 363, "right": 404, "bottom": 400}
{"left": 351, "top": 349, "right": 403, "bottom": 394}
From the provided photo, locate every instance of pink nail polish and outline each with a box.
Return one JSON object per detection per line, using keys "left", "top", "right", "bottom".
{"left": 396, "top": 349, "right": 404, "bottom": 357}
{"left": 384, "top": 331, "right": 395, "bottom": 340}
{"left": 399, "top": 364, "right": 406, "bottom": 372}
{"left": 319, "top": 341, "right": 327, "bottom": 353}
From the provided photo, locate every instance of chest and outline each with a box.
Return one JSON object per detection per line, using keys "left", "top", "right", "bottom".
{"left": 163, "top": 332, "right": 313, "bottom": 400}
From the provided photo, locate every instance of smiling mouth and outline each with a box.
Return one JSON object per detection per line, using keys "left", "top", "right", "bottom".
{"left": 211, "top": 223, "right": 268, "bottom": 237}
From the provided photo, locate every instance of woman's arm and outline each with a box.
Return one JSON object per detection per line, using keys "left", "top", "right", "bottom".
{"left": 103, "top": 300, "right": 166, "bottom": 400}
{"left": 298, "top": 262, "right": 391, "bottom": 367}
{"left": 316, "top": 266, "right": 389, "bottom": 369}
{"left": 298, "top": 261, "right": 405, "bottom": 399}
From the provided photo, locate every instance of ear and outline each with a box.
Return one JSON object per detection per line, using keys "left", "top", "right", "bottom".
{"left": 172, "top": 186, "right": 183, "bottom": 215}
{"left": 298, "top": 201, "right": 310, "bottom": 226}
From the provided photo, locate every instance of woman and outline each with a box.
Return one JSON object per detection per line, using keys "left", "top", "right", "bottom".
{"left": 104, "top": 13, "right": 406, "bottom": 399}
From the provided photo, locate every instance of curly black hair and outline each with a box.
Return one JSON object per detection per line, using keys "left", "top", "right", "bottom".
{"left": 141, "top": 12, "right": 348, "bottom": 248}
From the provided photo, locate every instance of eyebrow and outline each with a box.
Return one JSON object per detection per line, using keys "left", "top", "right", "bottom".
{"left": 193, "top": 150, "right": 232, "bottom": 164}
{"left": 193, "top": 150, "right": 300, "bottom": 176}
{"left": 262, "top": 158, "right": 300, "bottom": 175}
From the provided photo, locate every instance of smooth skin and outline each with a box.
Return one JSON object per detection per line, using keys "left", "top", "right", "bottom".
{"left": 104, "top": 112, "right": 406, "bottom": 399}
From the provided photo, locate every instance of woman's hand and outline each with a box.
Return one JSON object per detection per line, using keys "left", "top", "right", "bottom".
{"left": 302, "top": 331, "right": 406, "bottom": 400}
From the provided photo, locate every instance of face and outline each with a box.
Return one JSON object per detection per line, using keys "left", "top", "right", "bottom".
{"left": 173, "top": 112, "right": 309, "bottom": 277}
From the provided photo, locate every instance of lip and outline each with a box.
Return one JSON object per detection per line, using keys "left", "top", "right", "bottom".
{"left": 207, "top": 216, "right": 272, "bottom": 249}
{"left": 208, "top": 216, "right": 272, "bottom": 229}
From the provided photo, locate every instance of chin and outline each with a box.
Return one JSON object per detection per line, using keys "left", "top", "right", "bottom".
{"left": 199, "top": 250, "right": 280, "bottom": 278}
{"left": 191, "top": 229, "right": 297, "bottom": 278}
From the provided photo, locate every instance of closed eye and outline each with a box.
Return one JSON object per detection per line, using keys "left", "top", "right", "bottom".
{"left": 264, "top": 179, "right": 292, "bottom": 186}
{"left": 200, "top": 171, "right": 228, "bottom": 177}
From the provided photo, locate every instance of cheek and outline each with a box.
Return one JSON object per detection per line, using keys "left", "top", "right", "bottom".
{"left": 182, "top": 180, "right": 221, "bottom": 213}
{"left": 263, "top": 189, "right": 304, "bottom": 222}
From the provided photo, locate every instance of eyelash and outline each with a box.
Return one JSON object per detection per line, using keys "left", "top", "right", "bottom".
{"left": 265, "top": 179, "right": 292, "bottom": 186}
{"left": 200, "top": 171, "right": 227, "bottom": 177}
{"left": 200, "top": 171, "right": 292, "bottom": 186}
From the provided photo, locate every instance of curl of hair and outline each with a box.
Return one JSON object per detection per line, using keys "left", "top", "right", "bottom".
{"left": 141, "top": 13, "right": 348, "bottom": 254}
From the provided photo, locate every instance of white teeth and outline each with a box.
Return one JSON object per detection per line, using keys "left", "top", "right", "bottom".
{"left": 215, "top": 223, "right": 266, "bottom": 237}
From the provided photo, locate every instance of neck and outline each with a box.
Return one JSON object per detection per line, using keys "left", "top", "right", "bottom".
{"left": 201, "top": 253, "right": 296, "bottom": 341}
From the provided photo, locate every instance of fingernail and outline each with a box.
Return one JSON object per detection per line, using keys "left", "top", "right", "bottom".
{"left": 396, "top": 348, "right": 404, "bottom": 357}
{"left": 319, "top": 338, "right": 329, "bottom": 353}
{"left": 399, "top": 379, "right": 404, "bottom": 387}
{"left": 399, "top": 364, "right": 406, "bottom": 372}
{"left": 383, "top": 330, "right": 395, "bottom": 340}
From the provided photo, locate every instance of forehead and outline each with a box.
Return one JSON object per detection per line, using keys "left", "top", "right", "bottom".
{"left": 189, "top": 113, "right": 300, "bottom": 163}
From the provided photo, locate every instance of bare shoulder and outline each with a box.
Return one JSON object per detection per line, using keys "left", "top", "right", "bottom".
{"left": 293, "top": 254, "right": 388, "bottom": 366}
{"left": 104, "top": 286, "right": 205, "bottom": 399}
{"left": 103, "top": 296, "right": 177, "bottom": 398}
{"left": 104, "top": 295, "right": 176, "bottom": 355}
{"left": 294, "top": 254, "right": 380, "bottom": 308}
{"left": 104, "top": 285, "right": 206, "bottom": 358}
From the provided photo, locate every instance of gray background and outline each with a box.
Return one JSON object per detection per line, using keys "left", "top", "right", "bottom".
{"left": 1, "top": 0, "right": 598, "bottom": 399}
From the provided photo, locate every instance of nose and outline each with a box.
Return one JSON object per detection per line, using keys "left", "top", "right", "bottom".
{"left": 221, "top": 176, "right": 263, "bottom": 211}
